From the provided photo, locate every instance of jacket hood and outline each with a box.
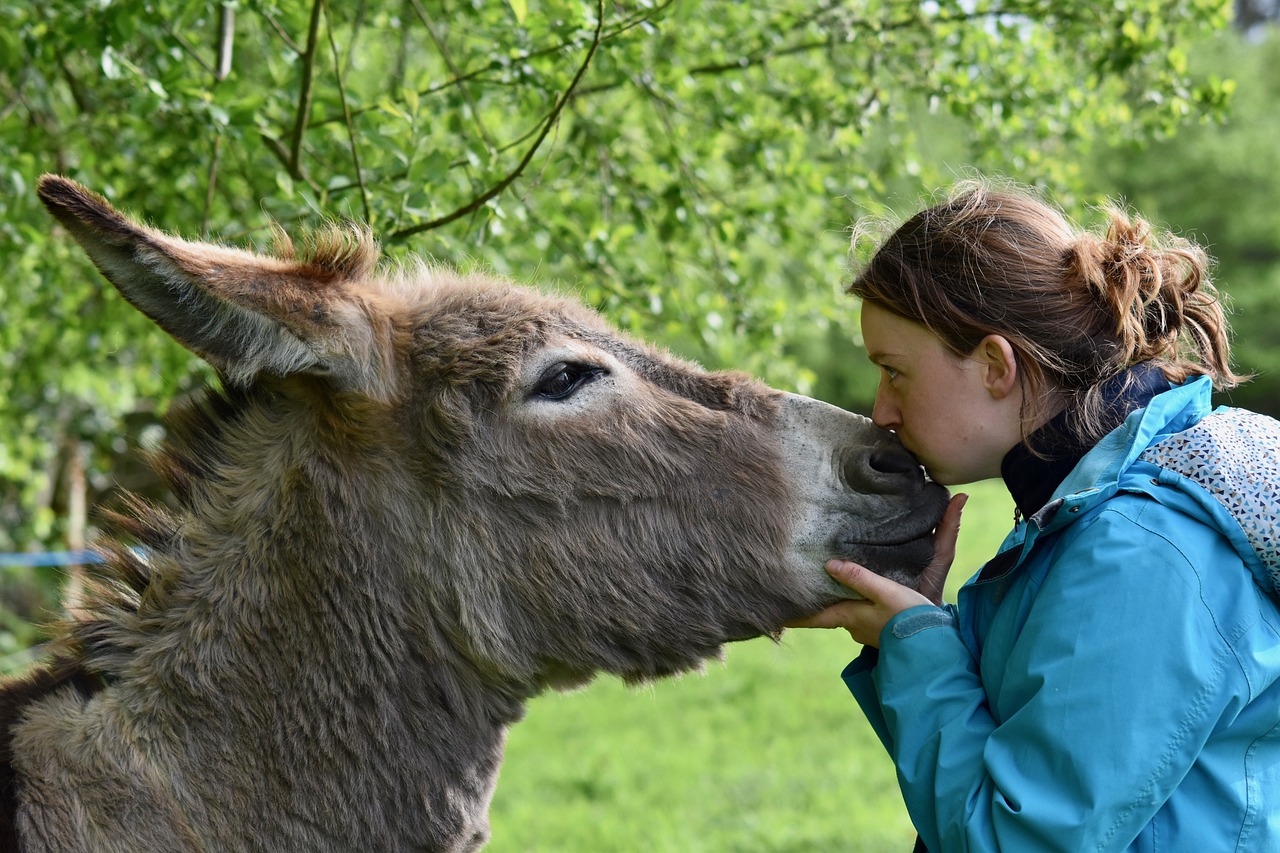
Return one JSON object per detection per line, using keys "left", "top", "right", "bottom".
{"left": 1138, "top": 405, "right": 1280, "bottom": 603}
{"left": 1036, "top": 375, "right": 1280, "bottom": 603}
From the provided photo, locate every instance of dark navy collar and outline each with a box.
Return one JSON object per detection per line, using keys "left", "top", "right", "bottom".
{"left": 1001, "top": 363, "right": 1171, "bottom": 521}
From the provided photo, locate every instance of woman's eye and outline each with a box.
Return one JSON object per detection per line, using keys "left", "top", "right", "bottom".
{"left": 881, "top": 365, "right": 900, "bottom": 381}
{"left": 532, "top": 363, "right": 607, "bottom": 401}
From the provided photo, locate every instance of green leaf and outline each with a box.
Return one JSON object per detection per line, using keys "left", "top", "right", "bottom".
{"left": 0, "top": 0, "right": 1241, "bottom": 565}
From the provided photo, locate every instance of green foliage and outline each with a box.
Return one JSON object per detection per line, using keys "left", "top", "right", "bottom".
{"left": 493, "top": 631, "right": 920, "bottom": 853}
{"left": 0, "top": 562, "right": 60, "bottom": 669}
{"left": 0, "top": 1, "right": 1231, "bottom": 641}
{"left": 1088, "top": 27, "right": 1280, "bottom": 417}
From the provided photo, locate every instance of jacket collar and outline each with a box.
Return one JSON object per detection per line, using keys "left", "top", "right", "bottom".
{"left": 975, "top": 370, "right": 1210, "bottom": 584}
{"left": 1001, "top": 363, "right": 1171, "bottom": 521}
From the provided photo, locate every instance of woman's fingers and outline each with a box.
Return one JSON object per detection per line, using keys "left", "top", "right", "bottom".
{"left": 824, "top": 559, "right": 934, "bottom": 647}
{"left": 919, "top": 492, "right": 967, "bottom": 605}
{"left": 786, "top": 600, "right": 868, "bottom": 630}
{"left": 825, "top": 558, "right": 899, "bottom": 600}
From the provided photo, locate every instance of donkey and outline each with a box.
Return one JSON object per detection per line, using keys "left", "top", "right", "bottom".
{"left": 0, "top": 176, "right": 949, "bottom": 852}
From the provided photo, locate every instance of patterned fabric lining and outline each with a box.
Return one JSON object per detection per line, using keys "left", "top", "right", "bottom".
{"left": 1138, "top": 408, "right": 1280, "bottom": 597}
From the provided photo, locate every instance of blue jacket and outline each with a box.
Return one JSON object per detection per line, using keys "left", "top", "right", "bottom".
{"left": 844, "top": 375, "right": 1280, "bottom": 852}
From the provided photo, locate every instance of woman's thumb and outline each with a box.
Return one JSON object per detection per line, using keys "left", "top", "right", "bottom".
{"left": 919, "top": 493, "right": 967, "bottom": 604}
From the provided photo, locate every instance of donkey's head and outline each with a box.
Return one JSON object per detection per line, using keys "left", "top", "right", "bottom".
{"left": 38, "top": 176, "right": 947, "bottom": 692}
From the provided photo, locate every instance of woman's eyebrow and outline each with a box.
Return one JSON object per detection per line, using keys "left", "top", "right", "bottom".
{"left": 865, "top": 347, "right": 900, "bottom": 364}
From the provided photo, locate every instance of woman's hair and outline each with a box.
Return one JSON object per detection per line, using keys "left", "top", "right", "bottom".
{"left": 849, "top": 179, "right": 1244, "bottom": 444}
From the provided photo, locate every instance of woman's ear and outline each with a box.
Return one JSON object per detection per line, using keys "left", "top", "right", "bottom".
{"left": 973, "top": 335, "right": 1019, "bottom": 400}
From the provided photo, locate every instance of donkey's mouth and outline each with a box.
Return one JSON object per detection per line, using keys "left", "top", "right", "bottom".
{"left": 840, "top": 483, "right": 949, "bottom": 545}
{"left": 834, "top": 483, "right": 950, "bottom": 581}
{"left": 837, "top": 535, "right": 935, "bottom": 577}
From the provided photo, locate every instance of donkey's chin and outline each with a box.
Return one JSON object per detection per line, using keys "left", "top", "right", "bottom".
{"left": 837, "top": 535, "right": 936, "bottom": 590}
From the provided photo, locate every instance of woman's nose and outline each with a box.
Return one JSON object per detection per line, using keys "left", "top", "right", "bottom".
{"left": 871, "top": 389, "right": 899, "bottom": 430}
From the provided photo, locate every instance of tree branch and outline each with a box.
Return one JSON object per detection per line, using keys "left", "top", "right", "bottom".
{"left": 572, "top": 3, "right": 1039, "bottom": 97}
{"left": 261, "top": 8, "right": 302, "bottom": 54}
{"left": 390, "top": 0, "right": 412, "bottom": 95}
{"left": 55, "top": 57, "right": 92, "bottom": 114}
{"left": 258, "top": 131, "right": 321, "bottom": 194}
{"left": 203, "top": 7, "right": 230, "bottom": 240}
{"left": 388, "top": 0, "right": 606, "bottom": 242}
{"left": 409, "top": 0, "right": 497, "bottom": 151}
{"left": 216, "top": 5, "right": 235, "bottom": 81}
{"left": 323, "top": 0, "right": 371, "bottom": 223}
{"left": 202, "top": 134, "right": 223, "bottom": 239}
{"left": 311, "top": 0, "right": 671, "bottom": 129}
{"left": 259, "top": 132, "right": 291, "bottom": 170}
{"left": 342, "top": 0, "right": 370, "bottom": 74}
{"left": 288, "top": 0, "right": 325, "bottom": 179}
{"left": 162, "top": 23, "right": 217, "bottom": 77}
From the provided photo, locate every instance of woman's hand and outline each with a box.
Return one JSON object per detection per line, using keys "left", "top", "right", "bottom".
{"left": 791, "top": 493, "right": 967, "bottom": 647}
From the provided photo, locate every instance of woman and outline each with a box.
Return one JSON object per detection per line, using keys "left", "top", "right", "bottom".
{"left": 798, "top": 181, "right": 1280, "bottom": 851}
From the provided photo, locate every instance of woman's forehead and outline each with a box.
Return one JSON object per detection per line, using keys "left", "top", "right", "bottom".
{"left": 861, "top": 302, "right": 935, "bottom": 357}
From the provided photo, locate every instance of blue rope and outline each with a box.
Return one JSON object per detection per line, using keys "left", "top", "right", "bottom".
{"left": 0, "top": 550, "right": 104, "bottom": 568}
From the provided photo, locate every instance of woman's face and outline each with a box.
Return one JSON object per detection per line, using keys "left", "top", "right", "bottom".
{"left": 859, "top": 301, "right": 1026, "bottom": 486}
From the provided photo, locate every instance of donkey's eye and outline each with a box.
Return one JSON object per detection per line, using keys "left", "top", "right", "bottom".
{"left": 531, "top": 362, "right": 607, "bottom": 401}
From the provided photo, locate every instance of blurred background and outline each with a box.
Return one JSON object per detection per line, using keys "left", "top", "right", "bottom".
{"left": 1, "top": 1, "right": 1277, "bottom": 847}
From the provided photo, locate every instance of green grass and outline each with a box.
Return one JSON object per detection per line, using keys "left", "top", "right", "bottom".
{"left": 488, "top": 480, "right": 1013, "bottom": 852}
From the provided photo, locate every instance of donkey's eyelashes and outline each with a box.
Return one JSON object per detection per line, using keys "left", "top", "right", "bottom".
{"left": 530, "top": 362, "right": 608, "bottom": 401}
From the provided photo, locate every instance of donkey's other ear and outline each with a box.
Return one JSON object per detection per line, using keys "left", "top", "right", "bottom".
{"left": 37, "top": 175, "right": 386, "bottom": 392}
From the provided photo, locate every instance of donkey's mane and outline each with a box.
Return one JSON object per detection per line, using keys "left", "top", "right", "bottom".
{"left": 46, "top": 385, "right": 257, "bottom": 683}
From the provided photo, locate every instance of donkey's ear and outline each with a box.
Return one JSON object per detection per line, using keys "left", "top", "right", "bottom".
{"left": 37, "top": 175, "right": 384, "bottom": 391}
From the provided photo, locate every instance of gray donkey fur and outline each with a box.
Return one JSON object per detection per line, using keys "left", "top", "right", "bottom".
{"left": 0, "top": 177, "right": 948, "bottom": 852}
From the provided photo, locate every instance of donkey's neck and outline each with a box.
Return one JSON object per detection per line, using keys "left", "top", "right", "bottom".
{"left": 148, "top": 604, "right": 521, "bottom": 851}
{"left": 107, "top": 414, "right": 531, "bottom": 851}
{"left": 134, "top": 536, "right": 527, "bottom": 851}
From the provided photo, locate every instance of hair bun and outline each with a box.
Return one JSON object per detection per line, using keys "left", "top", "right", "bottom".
{"left": 1068, "top": 207, "right": 1210, "bottom": 367}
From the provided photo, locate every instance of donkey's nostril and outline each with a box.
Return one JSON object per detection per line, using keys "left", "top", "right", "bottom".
{"left": 867, "top": 449, "right": 920, "bottom": 476}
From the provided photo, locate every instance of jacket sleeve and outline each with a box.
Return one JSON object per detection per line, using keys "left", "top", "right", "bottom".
{"left": 842, "top": 646, "right": 891, "bottom": 751}
{"left": 842, "top": 606, "right": 967, "bottom": 757}
{"left": 860, "top": 500, "right": 1254, "bottom": 852}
